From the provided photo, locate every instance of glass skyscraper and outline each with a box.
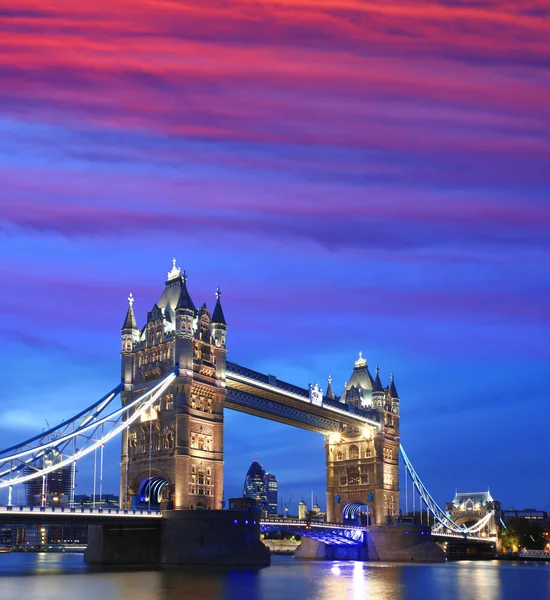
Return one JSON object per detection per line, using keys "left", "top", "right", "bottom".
{"left": 265, "top": 473, "right": 278, "bottom": 516}
{"left": 243, "top": 460, "right": 278, "bottom": 516}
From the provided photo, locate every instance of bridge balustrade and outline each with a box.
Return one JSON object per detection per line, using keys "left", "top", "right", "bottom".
{"left": 0, "top": 505, "right": 161, "bottom": 518}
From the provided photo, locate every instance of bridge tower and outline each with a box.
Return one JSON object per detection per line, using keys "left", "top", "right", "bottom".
{"left": 446, "top": 490, "right": 501, "bottom": 535}
{"left": 119, "top": 260, "right": 227, "bottom": 510}
{"left": 325, "top": 354, "right": 400, "bottom": 526}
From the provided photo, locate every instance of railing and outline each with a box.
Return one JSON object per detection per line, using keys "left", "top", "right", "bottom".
{"left": 518, "top": 549, "right": 550, "bottom": 559}
{"left": 260, "top": 518, "right": 364, "bottom": 531}
{"left": 0, "top": 505, "right": 161, "bottom": 518}
{"left": 227, "top": 362, "right": 309, "bottom": 399}
{"left": 226, "top": 362, "right": 271, "bottom": 385}
{"left": 433, "top": 530, "right": 497, "bottom": 542}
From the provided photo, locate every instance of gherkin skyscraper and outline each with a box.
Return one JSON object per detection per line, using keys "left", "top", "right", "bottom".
{"left": 243, "top": 460, "right": 278, "bottom": 516}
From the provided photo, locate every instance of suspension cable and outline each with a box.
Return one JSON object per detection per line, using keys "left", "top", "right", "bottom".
{"left": 0, "top": 370, "right": 176, "bottom": 489}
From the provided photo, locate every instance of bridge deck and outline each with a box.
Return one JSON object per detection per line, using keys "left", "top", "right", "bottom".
{"left": 225, "top": 361, "right": 380, "bottom": 434}
{"left": 0, "top": 505, "right": 161, "bottom": 525}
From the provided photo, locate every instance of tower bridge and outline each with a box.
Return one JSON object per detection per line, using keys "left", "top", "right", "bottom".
{"left": 0, "top": 260, "right": 499, "bottom": 565}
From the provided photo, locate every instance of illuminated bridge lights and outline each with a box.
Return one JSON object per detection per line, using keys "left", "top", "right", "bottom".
{"left": 259, "top": 519, "right": 365, "bottom": 546}
{"left": 0, "top": 370, "right": 177, "bottom": 490}
{"left": 225, "top": 364, "right": 381, "bottom": 430}
{"left": 0, "top": 364, "right": 497, "bottom": 545}
{"left": 0, "top": 505, "right": 161, "bottom": 518}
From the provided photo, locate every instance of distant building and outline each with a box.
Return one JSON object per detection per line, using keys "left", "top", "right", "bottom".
{"left": 243, "top": 460, "right": 278, "bottom": 516}
{"left": 298, "top": 498, "right": 307, "bottom": 520}
{"left": 24, "top": 449, "right": 73, "bottom": 506}
{"left": 228, "top": 497, "right": 259, "bottom": 511}
{"left": 45, "top": 523, "right": 88, "bottom": 545}
{"left": 265, "top": 473, "right": 278, "bottom": 516}
{"left": 243, "top": 460, "right": 268, "bottom": 514}
{"left": 1, "top": 523, "right": 88, "bottom": 546}
{"left": 503, "top": 509, "right": 547, "bottom": 522}
{"left": 446, "top": 490, "right": 501, "bottom": 529}
{"left": 312, "top": 498, "right": 321, "bottom": 515}
{"left": 0, "top": 527, "right": 11, "bottom": 545}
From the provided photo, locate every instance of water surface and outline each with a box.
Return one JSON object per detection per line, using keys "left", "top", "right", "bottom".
{"left": 0, "top": 553, "right": 548, "bottom": 600}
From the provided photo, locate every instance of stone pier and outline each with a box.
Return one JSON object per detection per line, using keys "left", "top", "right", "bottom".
{"left": 294, "top": 526, "right": 445, "bottom": 562}
{"left": 85, "top": 510, "right": 270, "bottom": 567}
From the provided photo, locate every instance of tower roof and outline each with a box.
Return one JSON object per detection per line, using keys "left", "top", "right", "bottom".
{"left": 390, "top": 374, "right": 399, "bottom": 399}
{"left": 122, "top": 293, "right": 138, "bottom": 330}
{"left": 176, "top": 272, "right": 196, "bottom": 313}
{"left": 452, "top": 490, "right": 494, "bottom": 506}
{"left": 245, "top": 460, "right": 265, "bottom": 479}
{"left": 326, "top": 375, "right": 335, "bottom": 400}
{"left": 344, "top": 352, "right": 374, "bottom": 393}
{"left": 373, "top": 366, "right": 384, "bottom": 393}
{"left": 212, "top": 287, "right": 226, "bottom": 325}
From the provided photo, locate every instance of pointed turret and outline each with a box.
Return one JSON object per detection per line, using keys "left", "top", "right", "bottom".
{"left": 326, "top": 375, "right": 335, "bottom": 400}
{"left": 122, "top": 293, "right": 138, "bottom": 331}
{"left": 121, "top": 293, "right": 140, "bottom": 387}
{"left": 212, "top": 287, "right": 226, "bottom": 325}
{"left": 372, "top": 365, "right": 385, "bottom": 409}
{"left": 390, "top": 373, "right": 399, "bottom": 399}
{"left": 176, "top": 270, "right": 196, "bottom": 313}
{"left": 174, "top": 270, "right": 195, "bottom": 376}
{"left": 211, "top": 287, "right": 227, "bottom": 377}
{"left": 373, "top": 365, "right": 384, "bottom": 393}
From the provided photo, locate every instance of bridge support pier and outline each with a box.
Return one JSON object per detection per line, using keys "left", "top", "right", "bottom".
{"left": 294, "top": 537, "right": 367, "bottom": 561}
{"left": 365, "top": 526, "right": 445, "bottom": 562}
{"left": 293, "top": 526, "right": 445, "bottom": 562}
{"left": 85, "top": 523, "right": 161, "bottom": 565}
{"left": 85, "top": 510, "right": 270, "bottom": 567}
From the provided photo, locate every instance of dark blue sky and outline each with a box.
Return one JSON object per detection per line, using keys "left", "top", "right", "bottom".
{"left": 0, "top": 0, "right": 549, "bottom": 515}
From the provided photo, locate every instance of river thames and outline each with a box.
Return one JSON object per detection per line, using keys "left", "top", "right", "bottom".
{"left": 0, "top": 554, "right": 549, "bottom": 600}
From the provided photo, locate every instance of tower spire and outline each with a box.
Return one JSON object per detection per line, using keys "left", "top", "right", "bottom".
{"left": 176, "top": 271, "right": 195, "bottom": 312}
{"left": 326, "top": 375, "right": 335, "bottom": 400}
{"left": 373, "top": 365, "right": 384, "bottom": 393}
{"left": 390, "top": 373, "right": 399, "bottom": 399}
{"left": 212, "top": 287, "right": 226, "bottom": 325}
{"left": 167, "top": 257, "right": 181, "bottom": 281}
{"left": 122, "top": 293, "right": 138, "bottom": 330}
{"left": 355, "top": 351, "right": 367, "bottom": 369}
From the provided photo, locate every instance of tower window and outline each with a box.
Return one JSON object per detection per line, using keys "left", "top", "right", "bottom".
{"left": 349, "top": 445, "right": 359, "bottom": 460}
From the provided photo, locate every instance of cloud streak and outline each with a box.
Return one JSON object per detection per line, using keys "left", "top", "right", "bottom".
{"left": 0, "top": 0, "right": 549, "bottom": 510}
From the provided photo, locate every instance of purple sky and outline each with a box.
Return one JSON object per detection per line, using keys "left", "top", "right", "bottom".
{"left": 0, "top": 0, "right": 549, "bottom": 514}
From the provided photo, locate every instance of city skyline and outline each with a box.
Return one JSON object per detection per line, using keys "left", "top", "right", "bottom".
{"left": 0, "top": 1, "right": 549, "bottom": 514}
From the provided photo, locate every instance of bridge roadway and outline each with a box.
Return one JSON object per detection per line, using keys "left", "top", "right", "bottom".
{"left": 0, "top": 506, "right": 364, "bottom": 544}
{"left": 225, "top": 361, "right": 381, "bottom": 434}
{"left": 432, "top": 531, "right": 497, "bottom": 545}
{"left": 0, "top": 506, "right": 365, "bottom": 547}
{"left": 260, "top": 517, "right": 365, "bottom": 545}
{"left": 0, "top": 505, "right": 161, "bottom": 526}
{"left": 0, "top": 506, "right": 497, "bottom": 546}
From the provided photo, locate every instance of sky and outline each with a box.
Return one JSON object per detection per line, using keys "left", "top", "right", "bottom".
{"left": 0, "top": 0, "right": 549, "bottom": 515}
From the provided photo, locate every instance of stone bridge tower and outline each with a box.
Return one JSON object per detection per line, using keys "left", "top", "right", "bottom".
{"left": 119, "top": 260, "right": 227, "bottom": 510}
{"left": 325, "top": 354, "right": 400, "bottom": 526}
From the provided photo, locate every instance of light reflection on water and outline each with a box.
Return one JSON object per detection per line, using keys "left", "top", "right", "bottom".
{"left": 0, "top": 554, "right": 548, "bottom": 600}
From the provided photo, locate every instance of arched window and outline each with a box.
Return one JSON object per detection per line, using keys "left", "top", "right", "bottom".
{"left": 349, "top": 445, "right": 359, "bottom": 460}
{"left": 336, "top": 451, "right": 343, "bottom": 461}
